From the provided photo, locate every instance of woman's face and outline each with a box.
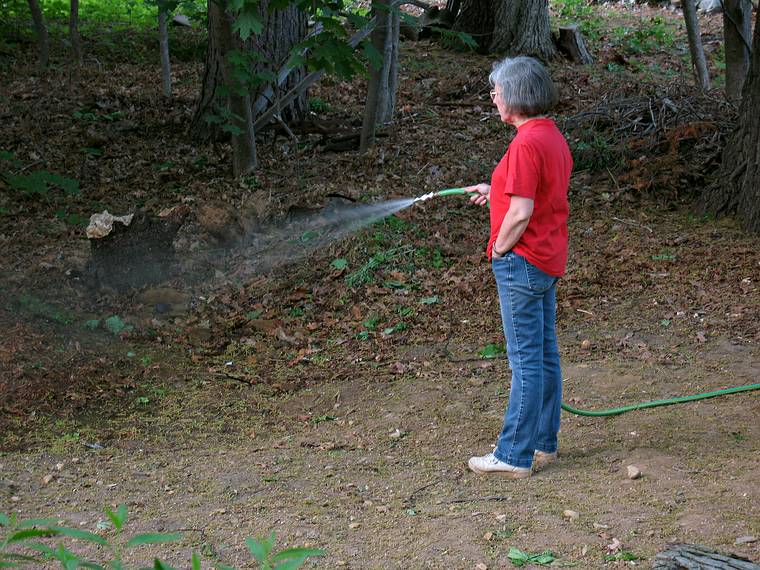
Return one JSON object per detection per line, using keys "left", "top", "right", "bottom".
{"left": 491, "top": 85, "right": 523, "bottom": 126}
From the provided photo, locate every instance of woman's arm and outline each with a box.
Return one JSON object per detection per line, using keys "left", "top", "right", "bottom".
{"left": 492, "top": 195, "right": 534, "bottom": 256}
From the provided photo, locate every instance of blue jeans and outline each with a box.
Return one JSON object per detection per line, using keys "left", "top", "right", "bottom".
{"left": 491, "top": 252, "right": 562, "bottom": 469}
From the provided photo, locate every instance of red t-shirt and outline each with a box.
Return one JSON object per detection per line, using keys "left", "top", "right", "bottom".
{"left": 488, "top": 118, "right": 572, "bottom": 277}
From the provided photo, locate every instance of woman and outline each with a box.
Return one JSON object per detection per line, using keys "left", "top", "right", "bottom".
{"left": 466, "top": 56, "right": 572, "bottom": 478}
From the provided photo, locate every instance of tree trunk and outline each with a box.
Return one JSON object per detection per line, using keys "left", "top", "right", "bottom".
{"left": 700, "top": 6, "right": 760, "bottom": 233}
{"left": 27, "top": 0, "right": 49, "bottom": 71}
{"left": 69, "top": 0, "right": 81, "bottom": 63}
{"left": 360, "top": 0, "right": 390, "bottom": 152}
{"left": 249, "top": 1, "right": 308, "bottom": 122}
{"left": 209, "top": 0, "right": 257, "bottom": 177}
{"left": 377, "top": 8, "right": 400, "bottom": 123}
{"left": 557, "top": 25, "right": 593, "bottom": 64}
{"left": 158, "top": 7, "right": 172, "bottom": 97}
{"left": 682, "top": 0, "right": 711, "bottom": 89}
{"left": 723, "top": 0, "right": 752, "bottom": 100}
{"left": 490, "top": 0, "right": 557, "bottom": 60}
{"left": 453, "top": 0, "right": 493, "bottom": 53}
{"left": 190, "top": 0, "right": 307, "bottom": 139}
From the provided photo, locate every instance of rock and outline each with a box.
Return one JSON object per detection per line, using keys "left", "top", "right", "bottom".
{"left": 475, "top": 564, "right": 488, "bottom": 570}
{"left": 627, "top": 465, "right": 642, "bottom": 479}
{"left": 483, "top": 531, "right": 493, "bottom": 541}
{"left": 580, "top": 339, "right": 592, "bottom": 350}
{"left": 348, "top": 522, "right": 360, "bottom": 529}
{"left": 55, "top": 462, "right": 64, "bottom": 471}
{"left": 495, "top": 513, "right": 507, "bottom": 522}
{"left": 42, "top": 474, "right": 55, "bottom": 485}
{"left": 735, "top": 535, "right": 757, "bottom": 545}
{"left": 563, "top": 509, "right": 579, "bottom": 521}
{"left": 389, "top": 428, "right": 403, "bottom": 439}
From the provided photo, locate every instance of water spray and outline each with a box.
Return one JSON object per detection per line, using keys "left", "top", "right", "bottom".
{"left": 413, "top": 187, "right": 760, "bottom": 416}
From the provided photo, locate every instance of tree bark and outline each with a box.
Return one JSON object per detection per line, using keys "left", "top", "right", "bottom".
{"left": 27, "top": 0, "right": 49, "bottom": 71}
{"left": 701, "top": 6, "right": 760, "bottom": 234}
{"left": 360, "top": 0, "right": 391, "bottom": 152}
{"left": 69, "top": 0, "right": 81, "bottom": 63}
{"left": 557, "top": 25, "right": 593, "bottom": 64}
{"left": 723, "top": 0, "right": 752, "bottom": 100}
{"left": 158, "top": 7, "right": 172, "bottom": 97}
{"left": 453, "top": 0, "right": 493, "bottom": 53}
{"left": 490, "top": 0, "right": 557, "bottom": 60}
{"left": 682, "top": 0, "right": 711, "bottom": 89}
{"left": 190, "top": 0, "right": 307, "bottom": 140}
{"left": 377, "top": 7, "right": 400, "bottom": 123}
{"left": 209, "top": 0, "right": 257, "bottom": 176}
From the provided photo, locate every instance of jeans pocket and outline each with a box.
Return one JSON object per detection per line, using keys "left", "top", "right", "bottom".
{"left": 524, "top": 259, "right": 555, "bottom": 292}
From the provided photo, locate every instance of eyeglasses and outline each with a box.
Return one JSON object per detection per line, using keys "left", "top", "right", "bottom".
{"left": 490, "top": 89, "right": 498, "bottom": 101}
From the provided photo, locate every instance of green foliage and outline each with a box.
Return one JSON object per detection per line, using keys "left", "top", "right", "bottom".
{"left": 611, "top": 16, "right": 676, "bottom": 55}
{"left": 18, "top": 294, "right": 74, "bottom": 324}
{"left": 568, "top": 131, "right": 620, "bottom": 172}
{"left": 245, "top": 533, "right": 324, "bottom": 570}
{"left": 1, "top": 506, "right": 324, "bottom": 570}
{"left": 507, "top": 547, "right": 556, "bottom": 566}
{"left": 309, "top": 96, "right": 332, "bottom": 113}
{"left": 478, "top": 343, "right": 506, "bottom": 359}
{"left": 605, "top": 550, "right": 641, "bottom": 562}
{"left": 552, "top": 0, "right": 602, "bottom": 38}
{"left": 345, "top": 246, "right": 415, "bottom": 287}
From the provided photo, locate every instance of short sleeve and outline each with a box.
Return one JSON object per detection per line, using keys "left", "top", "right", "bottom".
{"left": 503, "top": 141, "right": 539, "bottom": 200}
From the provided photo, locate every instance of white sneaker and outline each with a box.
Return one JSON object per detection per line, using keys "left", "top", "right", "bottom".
{"left": 467, "top": 453, "right": 531, "bottom": 478}
{"left": 532, "top": 450, "right": 557, "bottom": 471}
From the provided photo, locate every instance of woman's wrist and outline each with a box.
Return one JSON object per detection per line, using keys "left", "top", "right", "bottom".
{"left": 493, "top": 244, "right": 507, "bottom": 256}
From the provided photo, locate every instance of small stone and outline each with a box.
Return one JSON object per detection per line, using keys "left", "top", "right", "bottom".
{"left": 336, "top": 561, "right": 347, "bottom": 567}
{"left": 389, "top": 428, "right": 403, "bottom": 439}
{"left": 495, "top": 513, "right": 507, "bottom": 522}
{"left": 362, "top": 500, "right": 373, "bottom": 507}
{"left": 580, "top": 339, "right": 592, "bottom": 350}
{"left": 55, "top": 463, "right": 65, "bottom": 471}
{"left": 735, "top": 535, "right": 757, "bottom": 545}
{"left": 10, "top": 496, "right": 20, "bottom": 502}
{"left": 42, "top": 474, "right": 55, "bottom": 485}
{"left": 627, "top": 465, "right": 642, "bottom": 479}
{"left": 468, "top": 377, "right": 486, "bottom": 387}
{"left": 376, "top": 505, "right": 389, "bottom": 513}
{"left": 483, "top": 531, "right": 493, "bottom": 541}
{"left": 348, "top": 522, "right": 360, "bottom": 529}
{"left": 563, "top": 509, "right": 579, "bottom": 521}
{"left": 593, "top": 523, "right": 609, "bottom": 530}
{"left": 475, "top": 564, "right": 488, "bottom": 570}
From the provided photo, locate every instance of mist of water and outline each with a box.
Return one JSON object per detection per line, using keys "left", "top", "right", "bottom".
{"left": 209, "top": 196, "right": 419, "bottom": 281}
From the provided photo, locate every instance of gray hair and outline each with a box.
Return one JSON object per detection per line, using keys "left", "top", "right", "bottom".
{"left": 489, "top": 56, "right": 558, "bottom": 117}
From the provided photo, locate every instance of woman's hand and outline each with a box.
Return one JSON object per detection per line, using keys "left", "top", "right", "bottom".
{"left": 465, "top": 183, "right": 490, "bottom": 207}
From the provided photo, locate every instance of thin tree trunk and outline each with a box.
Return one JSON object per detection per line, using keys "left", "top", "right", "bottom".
{"left": 69, "top": 0, "right": 81, "bottom": 63}
{"left": 27, "top": 0, "right": 49, "bottom": 71}
{"left": 209, "top": 0, "right": 256, "bottom": 176}
{"left": 490, "top": 0, "right": 557, "bottom": 60}
{"left": 701, "top": 6, "right": 760, "bottom": 233}
{"left": 682, "top": 0, "right": 710, "bottom": 90}
{"left": 360, "top": 0, "right": 390, "bottom": 152}
{"left": 158, "top": 7, "right": 172, "bottom": 97}
{"left": 453, "top": 0, "right": 493, "bottom": 53}
{"left": 377, "top": 8, "right": 400, "bottom": 123}
{"left": 723, "top": 0, "right": 752, "bottom": 100}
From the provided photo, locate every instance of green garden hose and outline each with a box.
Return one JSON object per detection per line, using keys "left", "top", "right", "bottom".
{"left": 415, "top": 187, "right": 760, "bottom": 416}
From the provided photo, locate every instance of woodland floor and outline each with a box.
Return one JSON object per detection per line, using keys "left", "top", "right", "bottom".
{"left": 1, "top": 4, "right": 759, "bottom": 569}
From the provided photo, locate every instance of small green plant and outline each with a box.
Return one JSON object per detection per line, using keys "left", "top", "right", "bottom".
{"left": 604, "top": 550, "right": 641, "bottom": 562}
{"left": 478, "top": 343, "right": 506, "bottom": 359}
{"left": 245, "top": 533, "right": 324, "bottom": 570}
{"left": 309, "top": 96, "right": 331, "bottom": 113}
{"left": 345, "top": 246, "right": 414, "bottom": 287}
{"left": 1, "top": 506, "right": 324, "bottom": 569}
{"left": 507, "top": 547, "right": 556, "bottom": 566}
